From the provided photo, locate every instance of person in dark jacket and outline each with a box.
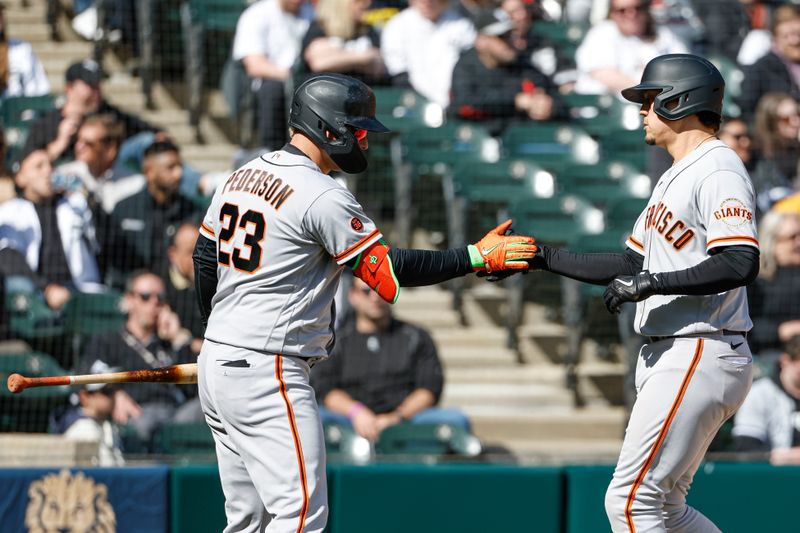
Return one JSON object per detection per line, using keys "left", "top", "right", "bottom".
{"left": 106, "top": 141, "right": 200, "bottom": 286}
{"left": 739, "top": 5, "right": 800, "bottom": 123}
{"left": 449, "top": 15, "right": 564, "bottom": 136}
{"left": 24, "top": 59, "right": 159, "bottom": 163}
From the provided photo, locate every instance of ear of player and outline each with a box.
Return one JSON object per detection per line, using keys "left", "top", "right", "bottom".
{"left": 469, "top": 219, "right": 538, "bottom": 273}
{"left": 603, "top": 271, "right": 658, "bottom": 314}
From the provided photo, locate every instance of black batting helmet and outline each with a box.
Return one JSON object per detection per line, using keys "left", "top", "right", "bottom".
{"left": 288, "top": 73, "right": 389, "bottom": 174}
{"left": 621, "top": 54, "right": 725, "bottom": 121}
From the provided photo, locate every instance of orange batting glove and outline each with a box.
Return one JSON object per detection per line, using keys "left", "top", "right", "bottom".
{"left": 468, "top": 219, "right": 537, "bottom": 273}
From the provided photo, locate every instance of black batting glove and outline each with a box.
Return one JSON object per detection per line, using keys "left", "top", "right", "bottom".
{"left": 603, "top": 271, "right": 658, "bottom": 314}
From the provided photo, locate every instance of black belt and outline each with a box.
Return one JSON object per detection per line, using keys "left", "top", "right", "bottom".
{"left": 648, "top": 330, "right": 748, "bottom": 343}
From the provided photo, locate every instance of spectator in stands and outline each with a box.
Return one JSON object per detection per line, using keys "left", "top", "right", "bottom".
{"left": 749, "top": 92, "right": 800, "bottom": 212}
{"left": 500, "top": 0, "right": 563, "bottom": 85}
{"left": 107, "top": 140, "right": 200, "bottom": 284}
{"left": 692, "top": 0, "right": 758, "bottom": 63}
{"left": 24, "top": 59, "right": 159, "bottom": 163}
{"left": 231, "top": 0, "right": 314, "bottom": 150}
{"left": 299, "top": 0, "right": 387, "bottom": 85}
{"left": 718, "top": 116, "right": 755, "bottom": 171}
{"left": 740, "top": 5, "right": 800, "bottom": 123}
{"left": 0, "top": 146, "right": 102, "bottom": 310}
{"left": 0, "top": 2, "right": 50, "bottom": 98}
{"left": 747, "top": 210, "right": 800, "bottom": 358}
{"left": 165, "top": 222, "right": 204, "bottom": 354}
{"left": 381, "top": 0, "right": 476, "bottom": 108}
{"left": 732, "top": 334, "right": 800, "bottom": 465}
{"left": 312, "top": 276, "right": 471, "bottom": 442}
{"left": 51, "top": 359, "right": 126, "bottom": 467}
{"left": 450, "top": 14, "right": 564, "bottom": 136}
{"left": 574, "top": 0, "right": 688, "bottom": 95}
{"left": 82, "top": 270, "right": 201, "bottom": 444}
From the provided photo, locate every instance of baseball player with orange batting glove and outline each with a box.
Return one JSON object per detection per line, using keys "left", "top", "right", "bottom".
{"left": 192, "top": 73, "right": 535, "bottom": 533}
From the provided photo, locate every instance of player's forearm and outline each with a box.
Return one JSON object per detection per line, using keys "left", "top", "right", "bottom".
{"left": 534, "top": 244, "right": 643, "bottom": 285}
{"left": 650, "top": 246, "right": 759, "bottom": 296}
{"left": 388, "top": 247, "right": 473, "bottom": 286}
{"left": 393, "top": 389, "right": 436, "bottom": 420}
{"left": 192, "top": 234, "right": 218, "bottom": 327}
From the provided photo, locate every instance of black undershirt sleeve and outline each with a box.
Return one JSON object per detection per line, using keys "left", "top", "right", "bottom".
{"left": 192, "top": 234, "right": 218, "bottom": 328}
{"left": 533, "top": 245, "right": 644, "bottom": 285}
{"left": 536, "top": 243, "right": 759, "bottom": 295}
{"left": 650, "top": 245, "right": 759, "bottom": 295}
{"left": 386, "top": 247, "right": 473, "bottom": 286}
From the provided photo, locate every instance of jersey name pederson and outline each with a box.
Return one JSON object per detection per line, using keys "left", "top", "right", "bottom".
{"left": 220, "top": 168, "right": 295, "bottom": 211}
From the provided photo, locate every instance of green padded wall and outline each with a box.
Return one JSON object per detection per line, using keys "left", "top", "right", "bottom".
{"left": 170, "top": 465, "right": 227, "bottom": 532}
{"left": 327, "top": 464, "right": 563, "bottom": 533}
{"left": 565, "top": 463, "right": 800, "bottom": 533}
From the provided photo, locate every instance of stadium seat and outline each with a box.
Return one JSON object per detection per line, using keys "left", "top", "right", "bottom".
{"left": 374, "top": 422, "right": 482, "bottom": 458}
{"left": 63, "top": 291, "right": 125, "bottom": 338}
{"left": 323, "top": 423, "right": 372, "bottom": 465}
{"left": 0, "top": 351, "right": 70, "bottom": 432}
{"left": 0, "top": 95, "right": 56, "bottom": 167}
{"left": 397, "top": 122, "right": 499, "bottom": 244}
{"left": 501, "top": 123, "right": 600, "bottom": 172}
{"left": 708, "top": 55, "right": 744, "bottom": 118}
{"left": 556, "top": 160, "right": 651, "bottom": 208}
{"left": 4, "top": 277, "right": 64, "bottom": 340}
{"left": 152, "top": 421, "right": 215, "bottom": 457}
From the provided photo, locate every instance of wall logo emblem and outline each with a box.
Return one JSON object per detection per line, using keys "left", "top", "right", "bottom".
{"left": 25, "top": 469, "right": 116, "bottom": 533}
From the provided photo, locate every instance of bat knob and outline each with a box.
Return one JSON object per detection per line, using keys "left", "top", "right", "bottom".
{"left": 7, "top": 373, "right": 25, "bottom": 394}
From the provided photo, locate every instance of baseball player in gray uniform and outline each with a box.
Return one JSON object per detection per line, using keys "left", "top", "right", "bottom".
{"left": 191, "top": 72, "right": 536, "bottom": 533}
{"left": 529, "top": 54, "right": 759, "bottom": 532}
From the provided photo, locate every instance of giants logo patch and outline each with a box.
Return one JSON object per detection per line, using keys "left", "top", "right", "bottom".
{"left": 714, "top": 198, "right": 752, "bottom": 227}
{"left": 351, "top": 217, "right": 363, "bottom": 231}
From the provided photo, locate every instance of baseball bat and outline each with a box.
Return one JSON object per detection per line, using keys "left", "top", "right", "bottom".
{"left": 6, "top": 363, "right": 198, "bottom": 394}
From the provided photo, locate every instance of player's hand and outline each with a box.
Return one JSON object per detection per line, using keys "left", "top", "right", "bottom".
{"left": 603, "top": 271, "right": 658, "bottom": 314}
{"left": 351, "top": 408, "right": 380, "bottom": 442}
{"left": 113, "top": 389, "right": 143, "bottom": 425}
{"left": 470, "top": 219, "right": 537, "bottom": 273}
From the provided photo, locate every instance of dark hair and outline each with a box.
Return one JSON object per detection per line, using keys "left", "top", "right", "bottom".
{"left": 697, "top": 111, "right": 721, "bottom": 132}
{"left": 784, "top": 335, "right": 800, "bottom": 359}
{"left": 80, "top": 113, "right": 124, "bottom": 149}
{"left": 124, "top": 269, "right": 162, "bottom": 294}
{"left": 144, "top": 139, "right": 180, "bottom": 160}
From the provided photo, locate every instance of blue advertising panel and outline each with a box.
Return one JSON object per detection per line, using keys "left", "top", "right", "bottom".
{"left": 0, "top": 466, "right": 169, "bottom": 533}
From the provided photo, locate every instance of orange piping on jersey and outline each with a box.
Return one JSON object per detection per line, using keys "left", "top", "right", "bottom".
{"left": 334, "top": 229, "right": 381, "bottom": 263}
{"left": 624, "top": 339, "right": 704, "bottom": 533}
{"left": 627, "top": 236, "right": 645, "bottom": 251}
{"left": 707, "top": 236, "right": 759, "bottom": 247}
{"left": 200, "top": 223, "right": 215, "bottom": 237}
{"left": 276, "top": 355, "right": 310, "bottom": 533}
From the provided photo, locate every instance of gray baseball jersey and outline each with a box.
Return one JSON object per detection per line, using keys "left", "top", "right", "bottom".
{"left": 625, "top": 140, "right": 759, "bottom": 337}
{"left": 199, "top": 150, "right": 382, "bottom": 358}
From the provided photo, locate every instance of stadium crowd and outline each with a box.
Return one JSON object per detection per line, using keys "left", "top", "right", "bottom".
{"left": 1, "top": 0, "right": 800, "bottom": 463}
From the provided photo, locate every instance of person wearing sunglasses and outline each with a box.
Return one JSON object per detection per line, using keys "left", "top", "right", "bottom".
{"left": 192, "top": 73, "right": 536, "bottom": 533}
{"left": 574, "top": 0, "right": 688, "bottom": 95}
{"left": 81, "top": 270, "right": 203, "bottom": 446}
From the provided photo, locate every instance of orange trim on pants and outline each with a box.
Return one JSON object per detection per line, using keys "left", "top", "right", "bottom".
{"left": 624, "top": 339, "right": 704, "bottom": 533}
{"left": 276, "top": 355, "right": 310, "bottom": 533}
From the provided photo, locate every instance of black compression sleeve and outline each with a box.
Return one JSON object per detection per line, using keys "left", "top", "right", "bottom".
{"left": 650, "top": 245, "right": 759, "bottom": 295}
{"left": 192, "top": 234, "right": 218, "bottom": 327}
{"left": 387, "top": 247, "right": 473, "bottom": 286}
{"left": 533, "top": 245, "right": 644, "bottom": 285}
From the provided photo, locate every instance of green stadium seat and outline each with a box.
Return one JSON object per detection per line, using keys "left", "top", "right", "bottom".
{"left": 0, "top": 95, "right": 56, "bottom": 167}
{"left": 152, "top": 421, "right": 216, "bottom": 457}
{"left": 373, "top": 87, "right": 440, "bottom": 133}
{"left": 5, "top": 277, "right": 64, "bottom": 340}
{"left": 374, "top": 422, "right": 482, "bottom": 458}
{"left": 708, "top": 55, "right": 744, "bottom": 118}
{"left": 323, "top": 423, "right": 372, "bottom": 465}
{"left": 557, "top": 160, "right": 651, "bottom": 207}
{"left": 501, "top": 123, "right": 600, "bottom": 172}
{"left": 0, "top": 351, "right": 70, "bottom": 432}
{"left": 63, "top": 291, "right": 125, "bottom": 337}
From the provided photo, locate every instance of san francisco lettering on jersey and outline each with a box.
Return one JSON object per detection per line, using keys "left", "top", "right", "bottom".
{"left": 644, "top": 201, "right": 695, "bottom": 250}
{"left": 221, "top": 168, "right": 295, "bottom": 211}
